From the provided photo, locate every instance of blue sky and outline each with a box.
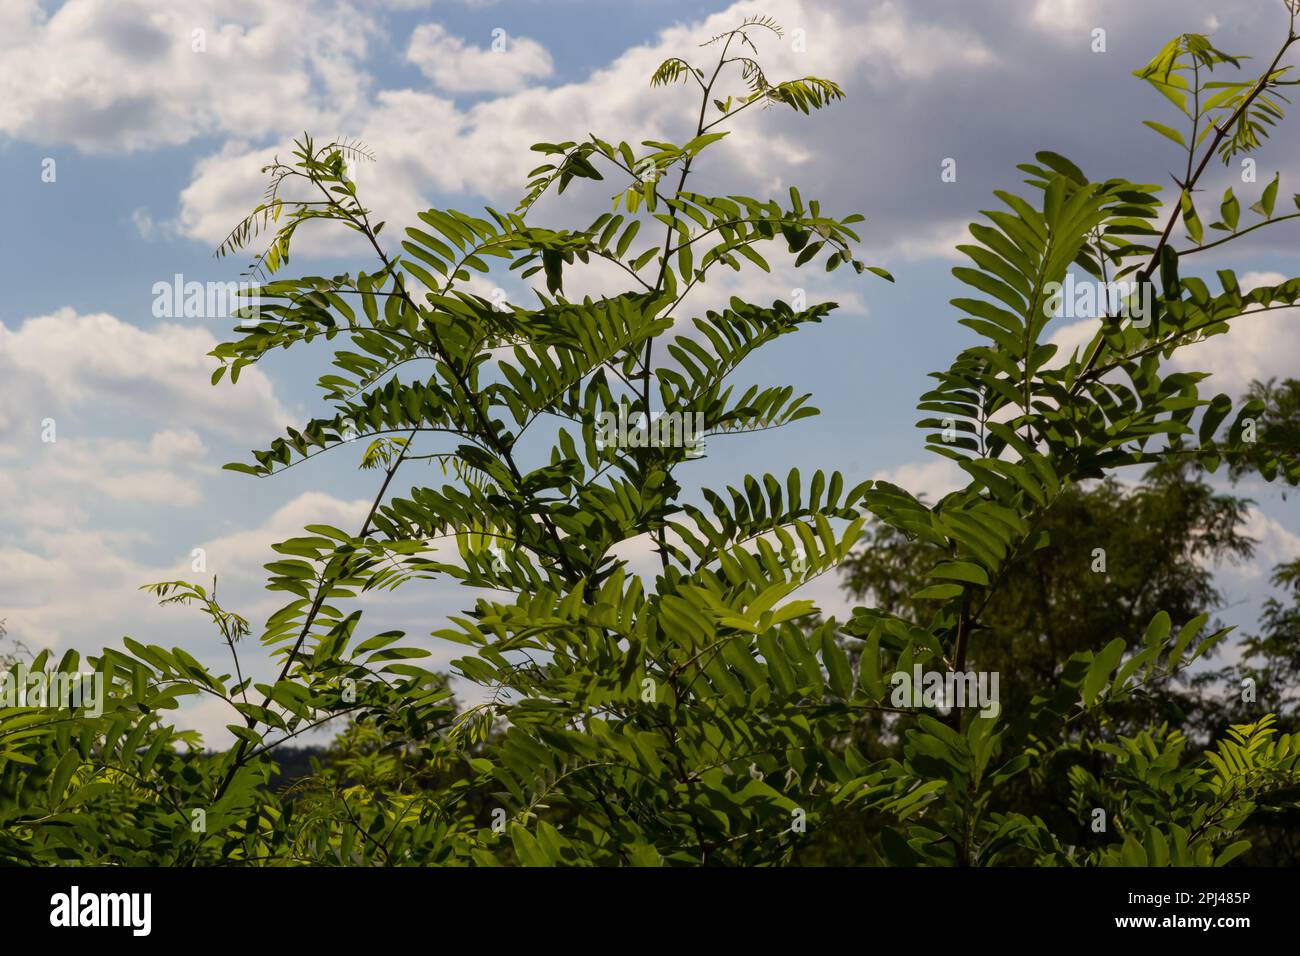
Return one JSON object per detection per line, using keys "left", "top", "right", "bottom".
{"left": 1, "top": 0, "right": 1298, "bottom": 743}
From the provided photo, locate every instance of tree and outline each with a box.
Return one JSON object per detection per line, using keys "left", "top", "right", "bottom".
{"left": 839, "top": 462, "right": 1255, "bottom": 725}
{"left": 1194, "top": 378, "right": 1300, "bottom": 736}
{"left": 3, "top": 8, "right": 1300, "bottom": 867}
{"left": 1228, "top": 377, "right": 1300, "bottom": 487}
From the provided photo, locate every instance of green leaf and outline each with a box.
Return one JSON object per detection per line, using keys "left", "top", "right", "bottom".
{"left": 912, "top": 583, "right": 965, "bottom": 601}
{"left": 1143, "top": 120, "right": 1187, "bottom": 147}
{"left": 1036, "top": 150, "right": 1088, "bottom": 184}
{"left": 48, "top": 750, "right": 80, "bottom": 805}
{"left": 1214, "top": 840, "right": 1252, "bottom": 867}
{"left": 821, "top": 629, "right": 853, "bottom": 698}
{"left": 1083, "top": 637, "right": 1126, "bottom": 704}
{"left": 1219, "top": 187, "right": 1240, "bottom": 231}
{"left": 615, "top": 219, "right": 641, "bottom": 258}
{"left": 682, "top": 131, "right": 730, "bottom": 155}
{"left": 928, "top": 561, "right": 989, "bottom": 587}
{"left": 1180, "top": 191, "right": 1204, "bottom": 245}
{"left": 1251, "top": 173, "right": 1279, "bottom": 219}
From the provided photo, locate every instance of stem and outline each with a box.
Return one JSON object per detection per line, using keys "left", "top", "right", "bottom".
{"left": 351, "top": 205, "right": 580, "bottom": 581}
{"left": 1177, "top": 210, "right": 1300, "bottom": 257}
{"left": 946, "top": 598, "right": 971, "bottom": 732}
{"left": 641, "top": 37, "right": 735, "bottom": 574}
{"left": 212, "top": 428, "right": 416, "bottom": 803}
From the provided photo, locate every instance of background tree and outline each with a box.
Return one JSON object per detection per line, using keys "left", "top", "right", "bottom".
{"left": 1227, "top": 377, "right": 1300, "bottom": 487}
{"left": 840, "top": 462, "right": 1254, "bottom": 725}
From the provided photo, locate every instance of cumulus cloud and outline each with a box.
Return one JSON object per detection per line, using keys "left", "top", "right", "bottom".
{"left": 192, "top": 491, "right": 370, "bottom": 590}
{"left": 0, "top": 308, "right": 292, "bottom": 440}
{"left": 0, "top": 527, "right": 159, "bottom": 650}
{"left": 1031, "top": 0, "right": 1099, "bottom": 36}
{"left": 7, "top": 431, "right": 210, "bottom": 509}
{"left": 0, "top": 304, "right": 302, "bottom": 680}
{"left": 0, "top": 488, "right": 376, "bottom": 746}
{"left": 1169, "top": 271, "right": 1300, "bottom": 395}
{"left": 871, "top": 458, "right": 965, "bottom": 502}
{"left": 1173, "top": 307, "right": 1300, "bottom": 396}
{"left": 8, "top": 0, "right": 1298, "bottom": 268}
{"left": 369, "top": 0, "right": 497, "bottom": 7}
{"left": 854, "top": 1, "right": 998, "bottom": 78}
{"left": 406, "top": 23, "right": 553, "bottom": 93}
{"left": 148, "top": 0, "right": 1296, "bottom": 274}
{"left": 0, "top": 306, "right": 298, "bottom": 658}
{"left": 1233, "top": 507, "right": 1300, "bottom": 580}
{"left": 175, "top": 0, "right": 1003, "bottom": 259}
{"left": 0, "top": 0, "right": 375, "bottom": 153}
{"left": 892, "top": 219, "right": 972, "bottom": 262}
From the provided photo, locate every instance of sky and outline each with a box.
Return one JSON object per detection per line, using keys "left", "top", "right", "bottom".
{"left": 1, "top": 0, "right": 1298, "bottom": 745}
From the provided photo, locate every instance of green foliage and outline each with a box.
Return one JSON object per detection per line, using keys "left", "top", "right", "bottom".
{"left": 4, "top": 10, "right": 1300, "bottom": 867}
{"left": 838, "top": 464, "right": 1254, "bottom": 725}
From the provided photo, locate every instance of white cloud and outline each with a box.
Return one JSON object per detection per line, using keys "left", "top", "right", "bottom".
{"left": 406, "top": 23, "right": 553, "bottom": 94}
{"left": 0, "top": 487, "right": 375, "bottom": 746}
{"left": 0, "top": 307, "right": 298, "bottom": 662}
{"left": 0, "top": 0, "right": 376, "bottom": 153}
{"left": 857, "top": 1, "right": 998, "bottom": 78}
{"left": 0, "top": 308, "right": 292, "bottom": 440}
{"left": 0, "top": 528, "right": 157, "bottom": 649}
{"left": 1172, "top": 304, "right": 1300, "bottom": 395}
{"left": 1212, "top": 507, "right": 1300, "bottom": 587}
{"left": 891, "top": 219, "right": 971, "bottom": 262}
{"left": 175, "top": 0, "right": 1001, "bottom": 259}
{"left": 0, "top": 481, "right": 359, "bottom": 641}
{"left": 871, "top": 458, "right": 965, "bottom": 502}
{"left": 1031, "top": 0, "right": 1098, "bottom": 36}
{"left": 1046, "top": 315, "right": 1098, "bottom": 366}
{"left": 193, "top": 491, "right": 370, "bottom": 589}
{"left": 369, "top": 0, "right": 497, "bottom": 7}
{"left": 131, "top": 207, "right": 157, "bottom": 240}
{"left": 0, "top": 0, "right": 42, "bottom": 37}
{"left": 6, "top": 432, "right": 209, "bottom": 509}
